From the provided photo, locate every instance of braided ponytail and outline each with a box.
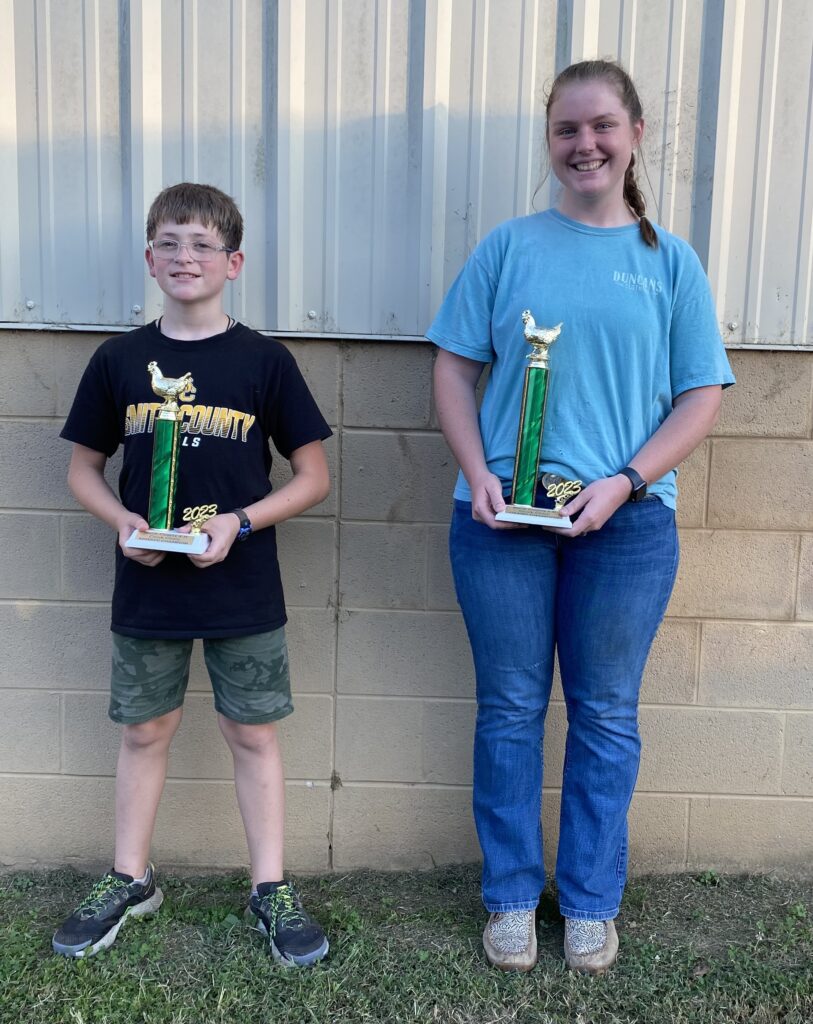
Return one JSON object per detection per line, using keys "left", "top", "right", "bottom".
{"left": 546, "top": 60, "right": 658, "bottom": 249}
{"left": 624, "top": 154, "right": 658, "bottom": 249}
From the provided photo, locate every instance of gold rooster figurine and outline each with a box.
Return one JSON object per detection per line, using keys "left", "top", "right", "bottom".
{"left": 520, "top": 311, "right": 562, "bottom": 368}
{"left": 146, "top": 361, "right": 197, "bottom": 409}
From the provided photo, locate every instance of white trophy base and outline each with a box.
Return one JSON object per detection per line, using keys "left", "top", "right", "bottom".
{"left": 126, "top": 528, "right": 211, "bottom": 554}
{"left": 495, "top": 504, "right": 573, "bottom": 529}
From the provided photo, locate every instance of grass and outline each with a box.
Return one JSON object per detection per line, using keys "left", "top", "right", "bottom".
{"left": 0, "top": 865, "right": 810, "bottom": 1024}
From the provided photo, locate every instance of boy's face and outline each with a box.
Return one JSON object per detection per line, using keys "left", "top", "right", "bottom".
{"left": 145, "top": 220, "right": 244, "bottom": 305}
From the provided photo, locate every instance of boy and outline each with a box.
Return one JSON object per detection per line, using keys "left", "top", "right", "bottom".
{"left": 54, "top": 183, "right": 331, "bottom": 966}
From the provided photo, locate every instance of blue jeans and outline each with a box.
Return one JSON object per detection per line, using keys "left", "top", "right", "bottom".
{"left": 449, "top": 495, "right": 678, "bottom": 920}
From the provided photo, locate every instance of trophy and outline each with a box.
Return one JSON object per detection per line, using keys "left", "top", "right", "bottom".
{"left": 495, "top": 311, "right": 582, "bottom": 528}
{"left": 125, "top": 362, "right": 215, "bottom": 554}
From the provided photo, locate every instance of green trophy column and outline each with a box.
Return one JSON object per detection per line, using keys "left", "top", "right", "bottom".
{"left": 148, "top": 409, "right": 181, "bottom": 529}
{"left": 511, "top": 365, "right": 549, "bottom": 507}
{"left": 496, "top": 313, "right": 580, "bottom": 527}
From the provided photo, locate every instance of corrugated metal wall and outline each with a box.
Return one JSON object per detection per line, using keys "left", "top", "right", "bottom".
{"left": 1, "top": 0, "right": 811, "bottom": 347}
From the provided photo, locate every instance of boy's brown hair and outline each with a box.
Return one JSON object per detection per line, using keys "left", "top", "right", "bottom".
{"left": 146, "top": 182, "right": 244, "bottom": 251}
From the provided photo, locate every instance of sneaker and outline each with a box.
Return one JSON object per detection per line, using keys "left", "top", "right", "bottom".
{"left": 563, "top": 917, "right": 619, "bottom": 975}
{"left": 482, "top": 910, "right": 537, "bottom": 971}
{"left": 52, "top": 864, "right": 163, "bottom": 958}
{"left": 246, "top": 882, "right": 329, "bottom": 967}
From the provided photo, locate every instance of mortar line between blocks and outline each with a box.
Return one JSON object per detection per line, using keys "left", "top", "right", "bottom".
{"left": 326, "top": 342, "right": 346, "bottom": 871}
{"left": 778, "top": 711, "right": 788, "bottom": 794}
{"left": 791, "top": 534, "right": 802, "bottom": 620}
{"left": 59, "top": 690, "right": 65, "bottom": 774}
{"left": 693, "top": 621, "right": 702, "bottom": 705}
{"left": 423, "top": 525, "right": 430, "bottom": 611}
{"left": 683, "top": 797, "right": 691, "bottom": 868}
{"left": 331, "top": 693, "right": 808, "bottom": 714}
{"left": 808, "top": 360, "right": 813, "bottom": 438}
{"left": 58, "top": 513, "right": 65, "bottom": 598}
{"left": 3, "top": 773, "right": 813, "bottom": 803}
{"left": 703, "top": 438, "right": 712, "bottom": 527}
{"left": 334, "top": 522, "right": 809, "bottom": 535}
{"left": 6, "top": 684, "right": 808, "bottom": 715}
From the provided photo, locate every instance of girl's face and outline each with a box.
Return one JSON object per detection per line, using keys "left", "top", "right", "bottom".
{"left": 547, "top": 80, "right": 643, "bottom": 216}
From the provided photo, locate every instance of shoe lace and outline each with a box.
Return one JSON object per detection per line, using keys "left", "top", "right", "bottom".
{"left": 77, "top": 875, "right": 129, "bottom": 916}
{"left": 264, "top": 885, "right": 305, "bottom": 930}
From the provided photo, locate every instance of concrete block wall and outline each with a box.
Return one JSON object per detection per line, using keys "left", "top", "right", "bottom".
{"left": 1, "top": 333, "right": 811, "bottom": 876}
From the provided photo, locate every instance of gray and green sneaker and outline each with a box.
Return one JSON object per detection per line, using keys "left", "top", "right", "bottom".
{"left": 246, "top": 881, "right": 329, "bottom": 967}
{"left": 52, "top": 864, "right": 163, "bottom": 958}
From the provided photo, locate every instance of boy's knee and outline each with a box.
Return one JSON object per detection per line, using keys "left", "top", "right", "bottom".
{"left": 121, "top": 710, "right": 181, "bottom": 750}
{"left": 219, "top": 716, "right": 279, "bottom": 753}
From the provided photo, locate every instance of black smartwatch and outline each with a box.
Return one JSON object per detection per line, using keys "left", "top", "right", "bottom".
{"left": 618, "top": 467, "right": 647, "bottom": 502}
{"left": 230, "top": 508, "right": 253, "bottom": 541}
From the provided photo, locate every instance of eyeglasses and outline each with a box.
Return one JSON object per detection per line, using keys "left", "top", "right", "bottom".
{"left": 149, "top": 239, "right": 236, "bottom": 262}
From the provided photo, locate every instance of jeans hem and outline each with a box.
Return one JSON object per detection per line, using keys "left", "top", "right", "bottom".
{"left": 559, "top": 905, "right": 619, "bottom": 921}
{"left": 483, "top": 900, "right": 539, "bottom": 913}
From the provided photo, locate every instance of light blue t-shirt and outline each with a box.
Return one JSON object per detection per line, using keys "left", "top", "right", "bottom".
{"left": 426, "top": 209, "right": 735, "bottom": 510}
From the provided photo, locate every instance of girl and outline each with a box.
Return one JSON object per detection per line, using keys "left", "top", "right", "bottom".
{"left": 428, "top": 60, "right": 734, "bottom": 975}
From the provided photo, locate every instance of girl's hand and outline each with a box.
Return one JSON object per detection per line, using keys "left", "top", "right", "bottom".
{"left": 185, "top": 513, "right": 241, "bottom": 568}
{"left": 470, "top": 472, "right": 526, "bottom": 531}
{"left": 551, "top": 474, "right": 632, "bottom": 537}
{"left": 117, "top": 514, "right": 166, "bottom": 567}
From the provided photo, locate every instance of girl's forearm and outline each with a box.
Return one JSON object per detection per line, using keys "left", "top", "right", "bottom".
{"left": 433, "top": 352, "right": 491, "bottom": 486}
{"left": 627, "top": 386, "right": 722, "bottom": 485}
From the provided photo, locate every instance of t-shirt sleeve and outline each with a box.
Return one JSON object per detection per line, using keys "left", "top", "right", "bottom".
{"left": 669, "top": 245, "right": 736, "bottom": 399}
{"left": 267, "top": 351, "right": 332, "bottom": 459}
{"left": 59, "top": 349, "right": 121, "bottom": 457}
{"left": 425, "top": 235, "right": 503, "bottom": 362}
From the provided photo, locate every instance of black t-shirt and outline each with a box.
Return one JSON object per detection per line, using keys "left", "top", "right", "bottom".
{"left": 60, "top": 321, "right": 332, "bottom": 638}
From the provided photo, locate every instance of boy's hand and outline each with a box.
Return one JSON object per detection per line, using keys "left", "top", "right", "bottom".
{"left": 185, "top": 512, "right": 241, "bottom": 568}
{"left": 117, "top": 514, "right": 166, "bottom": 567}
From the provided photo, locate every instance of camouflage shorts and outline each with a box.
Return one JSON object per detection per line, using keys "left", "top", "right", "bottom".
{"left": 109, "top": 629, "right": 293, "bottom": 726}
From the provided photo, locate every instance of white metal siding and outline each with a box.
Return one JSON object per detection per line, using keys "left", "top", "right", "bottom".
{"left": 1, "top": 0, "right": 811, "bottom": 347}
{"left": 706, "top": 0, "right": 813, "bottom": 346}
